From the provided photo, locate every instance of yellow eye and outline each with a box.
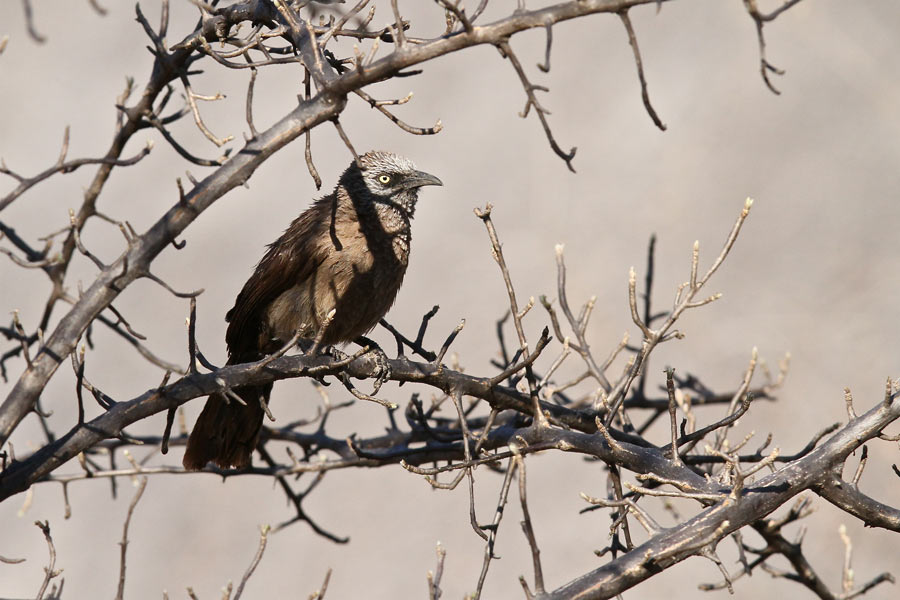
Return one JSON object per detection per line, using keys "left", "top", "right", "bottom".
{"left": 378, "top": 174, "right": 392, "bottom": 185}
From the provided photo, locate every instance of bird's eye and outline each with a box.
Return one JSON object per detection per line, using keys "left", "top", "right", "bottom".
{"left": 377, "top": 174, "right": 392, "bottom": 185}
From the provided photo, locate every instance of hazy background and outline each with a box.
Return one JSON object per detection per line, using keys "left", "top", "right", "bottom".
{"left": 1, "top": 1, "right": 899, "bottom": 598}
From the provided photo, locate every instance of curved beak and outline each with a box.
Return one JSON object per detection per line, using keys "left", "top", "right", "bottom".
{"left": 404, "top": 170, "right": 443, "bottom": 189}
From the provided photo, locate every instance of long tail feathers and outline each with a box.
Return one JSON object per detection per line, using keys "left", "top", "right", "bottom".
{"left": 182, "top": 383, "right": 271, "bottom": 471}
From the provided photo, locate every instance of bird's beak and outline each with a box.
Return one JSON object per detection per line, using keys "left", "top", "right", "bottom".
{"left": 404, "top": 170, "right": 443, "bottom": 189}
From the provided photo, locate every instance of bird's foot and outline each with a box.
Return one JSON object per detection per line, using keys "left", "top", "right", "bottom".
{"left": 325, "top": 345, "right": 349, "bottom": 362}
{"left": 355, "top": 336, "right": 391, "bottom": 394}
{"left": 309, "top": 345, "right": 348, "bottom": 386}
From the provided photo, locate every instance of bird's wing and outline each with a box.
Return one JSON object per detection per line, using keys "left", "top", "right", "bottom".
{"left": 224, "top": 202, "right": 330, "bottom": 359}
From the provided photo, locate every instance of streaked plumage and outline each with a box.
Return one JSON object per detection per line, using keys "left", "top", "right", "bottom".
{"left": 183, "top": 151, "right": 442, "bottom": 470}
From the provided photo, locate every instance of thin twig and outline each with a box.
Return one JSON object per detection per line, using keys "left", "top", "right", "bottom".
{"left": 233, "top": 525, "right": 271, "bottom": 600}
{"left": 496, "top": 41, "right": 576, "bottom": 171}
{"left": 514, "top": 453, "right": 545, "bottom": 594}
{"left": 115, "top": 476, "right": 148, "bottom": 600}
{"left": 619, "top": 10, "right": 666, "bottom": 130}
{"left": 34, "top": 520, "right": 60, "bottom": 600}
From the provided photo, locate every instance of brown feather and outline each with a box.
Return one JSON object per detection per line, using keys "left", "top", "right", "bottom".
{"left": 225, "top": 196, "right": 333, "bottom": 359}
{"left": 181, "top": 383, "right": 269, "bottom": 471}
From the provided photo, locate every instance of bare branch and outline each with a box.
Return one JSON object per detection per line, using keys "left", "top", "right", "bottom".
{"left": 34, "top": 520, "right": 60, "bottom": 600}
{"left": 115, "top": 477, "right": 148, "bottom": 600}
{"left": 496, "top": 41, "right": 576, "bottom": 172}
{"left": 233, "top": 525, "right": 270, "bottom": 600}
{"left": 427, "top": 542, "right": 446, "bottom": 600}
{"left": 0, "top": 139, "right": 153, "bottom": 212}
{"left": 21, "top": 0, "right": 47, "bottom": 43}
{"left": 619, "top": 10, "right": 666, "bottom": 130}
{"left": 354, "top": 89, "right": 443, "bottom": 135}
{"left": 514, "top": 453, "right": 545, "bottom": 594}
{"left": 741, "top": 0, "right": 807, "bottom": 94}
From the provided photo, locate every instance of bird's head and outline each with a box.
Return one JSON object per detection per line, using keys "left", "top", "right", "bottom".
{"left": 341, "top": 150, "right": 442, "bottom": 216}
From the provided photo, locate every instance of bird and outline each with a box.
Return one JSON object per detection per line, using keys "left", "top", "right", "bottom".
{"left": 182, "top": 151, "right": 442, "bottom": 470}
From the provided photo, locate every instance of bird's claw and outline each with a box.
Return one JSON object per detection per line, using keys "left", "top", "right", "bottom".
{"left": 353, "top": 336, "right": 392, "bottom": 394}
{"left": 367, "top": 343, "right": 391, "bottom": 396}
{"left": 309, "top": 345, "right": 347, "bottom": 386}
{"left": 367, "top": 345, "right": 391, "bottom": 394}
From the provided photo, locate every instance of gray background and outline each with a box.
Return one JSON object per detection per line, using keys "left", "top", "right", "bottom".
{"left": 1, "top": 1, "right": 899, "bottom": 598}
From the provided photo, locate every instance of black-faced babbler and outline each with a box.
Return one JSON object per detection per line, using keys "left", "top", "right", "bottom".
{"left": 183, "top": 151, "right": 442, "bottom": 470}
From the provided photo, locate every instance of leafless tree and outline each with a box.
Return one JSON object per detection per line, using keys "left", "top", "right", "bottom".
{"left": 1, "top": 2, "right": 898, "bottom": 599}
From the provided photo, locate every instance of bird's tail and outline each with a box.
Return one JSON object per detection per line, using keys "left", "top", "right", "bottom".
{"left": 182, "top": 379, "right": 272, "bottom": 471}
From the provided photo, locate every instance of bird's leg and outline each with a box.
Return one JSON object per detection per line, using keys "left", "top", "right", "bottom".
{"left": 295, "top": 338, "right": 342, "bottom": 386}
{"left": 297, "top": 337, "right": 346, "bottom": 360}
{"left": 354, "top": 335, "right": 392, "bottom": 394}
